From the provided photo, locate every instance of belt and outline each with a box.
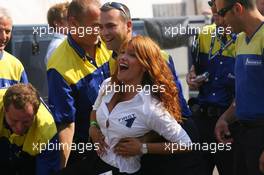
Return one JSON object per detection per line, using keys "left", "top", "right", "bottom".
{"left": 238, "top": 120, "right": 264, "bottom": 129}
{"left": 188, "top": 97, "right": 228, "bottom": 118}
{"left": 201, "top": 106, "right": 225, "bottom": 117}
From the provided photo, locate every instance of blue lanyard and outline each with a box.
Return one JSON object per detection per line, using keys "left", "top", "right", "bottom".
{"left": 208, "top": 35, "right": 216, "bottom": 60}
{"left": 208, "top": 33, "right": 237, "bottom": 60}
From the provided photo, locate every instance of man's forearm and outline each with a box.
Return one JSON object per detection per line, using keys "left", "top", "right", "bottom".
{"left": 221, "top": 101, "right": 237, "bottom": 124}
{"left": 138, "top": 130, "right": 165, "bottom": 143}
{"left": 58, "top": 122, "right": 75, "bottom": 168}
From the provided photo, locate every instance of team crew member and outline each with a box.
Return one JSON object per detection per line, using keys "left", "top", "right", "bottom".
{"left": 0, "top": 7, "right": 28, "bottom": 87}
{"left": 213, "top": 0, "right": 264, "bottom": 174}
{"left": 0, "top": 83, "right": 60, "bottom": 175}
{"left": 47, "top": 0, "right": 112, "bottom": 169}
{"left": 45, "top": 2, "right": 69, "bottom": 65}
{"left": 186, "top": 0, "right": 236, "bottom": 174}
{"left": 91, "top": 36, "right": 191, "bottom": 174}
{"left": 99, "top": 2, "right": 192, "bottom": 118}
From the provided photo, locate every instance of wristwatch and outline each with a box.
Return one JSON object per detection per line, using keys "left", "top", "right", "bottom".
{"left": 141, "top": 143, "right": 148, "bottom": 154}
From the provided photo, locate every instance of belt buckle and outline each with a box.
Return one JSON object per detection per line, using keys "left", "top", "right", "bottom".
{"left": 191, "top": 104, "right": 201, "bottom": 114}
{"left": 207, "top": 106, "right": 217, "bottom": 117}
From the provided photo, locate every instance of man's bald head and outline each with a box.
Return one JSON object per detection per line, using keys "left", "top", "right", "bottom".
{"left": 68, "top": 0, "right": 101, "bottom": 24}
{"left": 0, "top": 7, "right": 12, "bottom": 24}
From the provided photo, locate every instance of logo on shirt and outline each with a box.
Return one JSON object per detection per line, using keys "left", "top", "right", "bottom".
{"left": 4, "top": 83, "right": 9, "bottom": 87}
{"left": 245, "top": 58, "right": 262, "bottom": 66}
{"left": 118, "top": 113, "right": 136, "bottom": 128}
{"left": 227, "top": 73, "right": 235, "bottom": 79}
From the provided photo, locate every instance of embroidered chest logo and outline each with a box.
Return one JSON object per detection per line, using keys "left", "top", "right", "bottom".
{"left": 227, "top": 73, "right": 235, "bottom": 79}
{"left": 118, "top": 113, "right": 136, "bottom": 128}
{"left": 245, "top": 58, "right": 262, "bottom": 66}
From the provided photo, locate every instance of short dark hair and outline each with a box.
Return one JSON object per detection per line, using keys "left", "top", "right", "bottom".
{"left": 101, "top": 2, "right": 131, "bottom": 21}
{"left": 3, "top": 83, "right": 40, "bottom": 115}
{"left": 68, "top": 0, "right": 101, "bottom": 23}
{"left": 47, "top": 2, "right": 69, "bottom": 28}
{"left": 224, "top": 0, "right": 256, "bottom": 9}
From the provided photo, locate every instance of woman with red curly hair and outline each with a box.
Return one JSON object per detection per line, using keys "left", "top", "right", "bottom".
{"left": 90, "top": 35, "right": 191, "bottom": 174}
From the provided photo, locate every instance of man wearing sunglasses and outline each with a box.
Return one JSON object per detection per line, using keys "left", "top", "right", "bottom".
{"left": 214, "top": 0, "right": 264, "bottom": 175}
{"left": 186, "top": 0, "right": 236, "bottom": 175}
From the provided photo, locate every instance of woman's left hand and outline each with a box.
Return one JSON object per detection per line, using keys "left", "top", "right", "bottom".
{"left": 114, "top": 137, "right": 142, "bottom": 157}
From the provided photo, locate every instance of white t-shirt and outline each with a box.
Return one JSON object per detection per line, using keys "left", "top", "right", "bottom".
{"left": 94, "top": 78, "right": 191, "bottom": 173}
{"left": 44, "top": 33, "right": 66, "bottom": 65}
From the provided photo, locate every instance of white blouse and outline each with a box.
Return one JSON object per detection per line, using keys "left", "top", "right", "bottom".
{"left": 94, "top": 78, "right": 191, "bottom": 173}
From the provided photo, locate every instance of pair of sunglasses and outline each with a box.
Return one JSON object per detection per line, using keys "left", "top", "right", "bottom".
{"left": 208, "top": 1, "right": 235, "bottom": 17}
{"left": 101, "top": 2, "right": 128, "bottom": 17}
{"left": 217, "top": 3, "right": 235, "bottom": 17}
{"left": 208, "top": 0, "right": 215, "bottom": 7}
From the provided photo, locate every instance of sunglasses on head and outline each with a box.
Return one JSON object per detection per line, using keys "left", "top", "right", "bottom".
{"left": 208, "top": 1, "right": 215, "bottom": 7}
{"left": 217, "top": 3, "right": 235, "bottom": 17}
{"left": 101, "top": 2, "right": 128, "bottom": 17}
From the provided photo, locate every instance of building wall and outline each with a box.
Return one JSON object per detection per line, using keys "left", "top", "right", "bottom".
{"left": 0, "top": 0, "right": 209, "bottom": 24}
{"left": 0, "top": 0, "right": 55, "bottom": 24}
{"left": 0, "top": 0, "right": 187, "bottom": 24}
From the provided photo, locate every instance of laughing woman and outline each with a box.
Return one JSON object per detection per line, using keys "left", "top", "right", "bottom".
{"left": 90, "top": 35, "right": 192, "bottom": 174}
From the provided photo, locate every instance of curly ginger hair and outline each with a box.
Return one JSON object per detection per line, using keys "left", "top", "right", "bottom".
{"left": 112, "top": 35, "right": 182, "bottom": 122}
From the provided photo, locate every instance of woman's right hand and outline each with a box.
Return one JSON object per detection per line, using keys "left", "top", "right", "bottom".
{"left": 89, "top": 126, "right": 109, "bottom": 156}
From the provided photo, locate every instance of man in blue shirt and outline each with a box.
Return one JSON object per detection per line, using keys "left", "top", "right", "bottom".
{"left": 214, "top": 0, "right": 264, "bottom": 174}
{"left": 186, "top": 1, "right": 236, "bottom": 174}
{"left": 44, "top": 2, "right": 69, "bottom": 65}
{"left": 0, "top": 83, "right": 59, "bottom": 175}
{"left": 0, "top": 7, "right": 28, "bottom": 87}
{"left": 47, "top": 0, "right": 112, "bottom": 169}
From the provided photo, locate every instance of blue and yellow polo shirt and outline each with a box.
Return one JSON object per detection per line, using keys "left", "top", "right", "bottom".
{"left": 193, "top": 24, "right": 236, "bottom": 107}
{"left": 235, "top": 22, "right": 264, "bottom": 120}
{"left": 0, "top": 88, "right": 59, "bottom": 175}
{"left": 47, "top": 34, "right": 112, "bottom": 140}
{"left": 161, "top": 51, "right": 192, "bottom": 117}
{"left": 0, "top": 51, "right": 28, "bottom": 87}
{"left": 110, "top": 50, "right": 192, "bottom": 117}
